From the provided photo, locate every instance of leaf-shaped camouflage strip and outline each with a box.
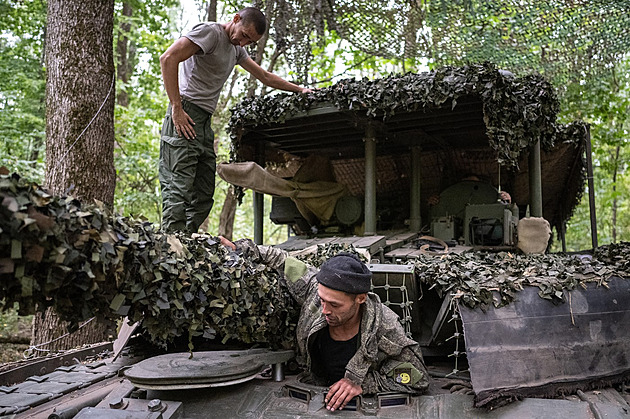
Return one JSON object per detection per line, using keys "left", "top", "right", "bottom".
{"left": 0, "top": 173, "right": 299, "bottom": 349}
{"left": 227, "top": 62, "right": 587, "bottom": 169}
{"left": 413, "top": 246, "right": 630, "bottom": 309}
{"left": 2, "top": 173, "right": 628, "bottom": 348}
{"left": 294, "top": 243, "right": 366, "bottom": 268}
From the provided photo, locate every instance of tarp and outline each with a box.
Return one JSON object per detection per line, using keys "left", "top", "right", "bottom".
{"left": 217, "top": 162, "right": 347, "bottom": 225}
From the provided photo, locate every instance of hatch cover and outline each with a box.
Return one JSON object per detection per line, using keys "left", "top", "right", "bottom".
{"left": 124, "top": 349, "right": 294, "bottom": 390}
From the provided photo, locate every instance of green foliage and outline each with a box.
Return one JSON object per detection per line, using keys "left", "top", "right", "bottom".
{"left": 0, "top": 0, "right": 181, "bottom": 223}
{"left": 424, "top": 1, "right": 630, "bottom": 84}
{"left": 112, "top": 0, "right": 180, "bottom": 223}
{"left": 1, "top": 0, "right": 627, "bottom": 250}
{"left": 263, "top": 0, "right": 630, "bottom": 89}
{"left": 557, "top": 54, "right": 630, "bottom": 249}
{"left": 0, "top": 0, "right": 46, "bottom": 182}
{"left": 110, "top": 1, "right": 290, "bottom": 244}
{"left": 306, "top": 29, "right": 426, "bottom": 87}
{"left": 0, "top": 304, "right": 32, "bottom": 338}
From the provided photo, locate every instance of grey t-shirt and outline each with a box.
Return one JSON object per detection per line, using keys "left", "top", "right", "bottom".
{"left": 179, "top": 22, "right": 249, "bottom": 114}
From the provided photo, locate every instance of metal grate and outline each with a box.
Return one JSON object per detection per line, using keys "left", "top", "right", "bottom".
{"left": 369, "top": 264, "right": 417, "bottom": 338}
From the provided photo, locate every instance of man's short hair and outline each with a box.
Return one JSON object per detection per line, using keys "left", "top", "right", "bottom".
{"left": 238, "top": 7, "right": 266, "bottom": 35}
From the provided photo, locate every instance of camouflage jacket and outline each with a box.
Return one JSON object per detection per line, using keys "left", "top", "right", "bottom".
{"left": 236, "top": 239, "right": 429, "bottom": 394}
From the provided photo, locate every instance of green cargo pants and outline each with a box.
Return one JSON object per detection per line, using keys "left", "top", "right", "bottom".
{"left": 159, "top": 100, "right": 215, "bottom": 233}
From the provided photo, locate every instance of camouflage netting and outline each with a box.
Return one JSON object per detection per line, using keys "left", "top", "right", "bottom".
{"left": 228, "top": 63, "right": 587, "bottom": 168}
{"left": 413, "top": 244, "right": 630, "bottom": 310}
{"left": 0, "top": 173, "right": 298, "bottom": 350}
{"left": 270, "top": 0, "right": 630, "bottom": 85}
{"left": 2, "top": 173, "right": 628, "bottom": 349}
{"left": 294, "top": 243, "right": 366, "bottom": 268}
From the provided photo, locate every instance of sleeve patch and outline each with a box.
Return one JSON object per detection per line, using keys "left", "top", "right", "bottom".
{"left": 284, "top": 256, "right": 308, "bottom": 283}
{"left": 388, "top": 362, "right": 423, "bottom": 386}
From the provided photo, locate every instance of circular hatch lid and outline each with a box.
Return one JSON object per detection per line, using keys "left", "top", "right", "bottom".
{"left": 124, "top": 349, "right": 294, "bottom": 390}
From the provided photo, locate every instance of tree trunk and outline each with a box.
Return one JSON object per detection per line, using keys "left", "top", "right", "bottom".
{"left": 205, "top": 0, "right": 217, "bottom": 22}
{"left": 116, "top": 2, "right": 134, "bottom": 107}
{"left": 218, "top": 186, "right": 238, "bottom": 240}
{"left": 611, "top": 145, "right": 620, "bottom": 243}
{"left": 45, "top": 0, "right": 116, "bottom": 204}
{"left": 260, "top": 46, "right": 282, "bottom": 96}
{"left": 246, "top": 0, "right": 273, "bottom": 96}
{"left": 34, "top": 0, "right": 116, "bottom": 352}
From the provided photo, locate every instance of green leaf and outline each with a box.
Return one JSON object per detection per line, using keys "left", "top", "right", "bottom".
{"left": 11, "top": 240, "right": 22, "bottom": 259}
{"left": 109, "top": 294, "right": 126, "bottom": 311}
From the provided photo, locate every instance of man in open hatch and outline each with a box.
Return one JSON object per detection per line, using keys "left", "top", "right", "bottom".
{"left": 221, "top": 237, "right": 429, "bottom": 411}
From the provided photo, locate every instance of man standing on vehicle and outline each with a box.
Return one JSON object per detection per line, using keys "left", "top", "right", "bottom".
{"left": 221, "top": 237, "right": 429, "bottom": 411}
{"left": 159, "top": 7, "right": 311, "bottom": 233}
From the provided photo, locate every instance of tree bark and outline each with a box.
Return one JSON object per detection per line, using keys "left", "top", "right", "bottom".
{"left": 260, "top": 46, "right": 282, "bottom": 96}
{"left": 45, "top": 0, "right": 116, "bottom": 204}
{"left": 218, "top": 186, "right": 238, "bottom": 240}
{"left": 612, "top": 145, "right": 620, "bottom": 243}
{"left": 205, "top": 0, "right": 217, "bottom": 22}
{"left": 246, "top": 0, "right": 273, "bottom": 96}
{"left": 116, "top": 2, "right": 134, "bottom": 107}
{"left": 34, "top": 0, "right": 116, "bottom": 352}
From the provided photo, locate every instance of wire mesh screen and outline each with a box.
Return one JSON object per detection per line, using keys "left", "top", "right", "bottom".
{"left": 370, "top": 265, "right": 419, "bottom": 338}
{"left": 268, "top": 0, "right": 630, "bottom": 84}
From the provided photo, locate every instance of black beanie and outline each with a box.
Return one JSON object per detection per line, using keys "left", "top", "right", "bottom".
{"left": 316, "top": 252, "right": 372, "bottom": 294}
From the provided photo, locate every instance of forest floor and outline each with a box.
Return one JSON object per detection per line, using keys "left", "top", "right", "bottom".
{"left": 0, "top": 308, "right": 32, "bottom": 365}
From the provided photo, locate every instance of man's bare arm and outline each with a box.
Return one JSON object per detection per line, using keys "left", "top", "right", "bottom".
{"left": 159, "top": 37, "right": 201, "bottom": 140}
{"left": 239, "top": 57, "right": 313, "bottom": 94}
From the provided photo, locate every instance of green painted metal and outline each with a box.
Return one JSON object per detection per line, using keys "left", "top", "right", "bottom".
{"left": 254, "top": 142, "right": 265, "bottom": 244}
{"left": 364, "top": 125, "right": 377, "bottom": 235}
{"left": 528, "top": 140, "right": 543, "bottom": 217}
{"left": 431, "top": 181, "right": 498, "bottom": 221}
{"left": 460, "top": 277, "right": 630, "bottom": 408}
{"left": 409, "top": 146, "right": 422, "bottom": 232}
{"left": 334, "top": 195, "right": 363, "bottom": 226}
{"left": 584, "top": 124, "right": 598, "bottom": 249}
{"left": 136, "top": 377, "right": 629, "bottom": 418}
{"left": 124, "top": 349, "right": 295, "bottom": 390}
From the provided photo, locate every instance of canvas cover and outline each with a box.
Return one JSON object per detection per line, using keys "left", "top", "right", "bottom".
{"left": 217, "top": 162, "right": 347, "bottom": 225}
{"left": 517, "top": 217, "right": 552, "bottom": 254}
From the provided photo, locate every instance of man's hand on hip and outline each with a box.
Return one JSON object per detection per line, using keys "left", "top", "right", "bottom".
{"left": 172, "top": 106, "right": 196, "bottom": 140}
{"left": 325, "top": 378, "right": 362, "bottom": 411}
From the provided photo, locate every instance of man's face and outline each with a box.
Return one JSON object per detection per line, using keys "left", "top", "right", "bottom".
{"left": 317, "top": 284, "right": 365, "bottom": 327}
{"left": 229, "top": 15, "right": 262, "bottom": 47}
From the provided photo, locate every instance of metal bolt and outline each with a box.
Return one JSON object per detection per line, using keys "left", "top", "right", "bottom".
{"left": 147, "top": 399, "right": 163, "bottom": 412}
{"left": 109, "top": 398, "right": 124, "bottom": 409}
{"left": 130, "top": 389, "right": 147, "bottom": 399}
